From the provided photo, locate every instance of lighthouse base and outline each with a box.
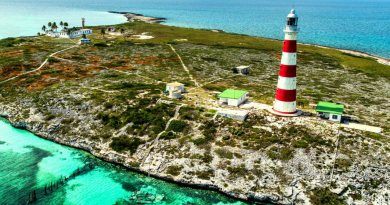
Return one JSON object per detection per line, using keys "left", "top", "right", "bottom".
{"left": 267, "top": 108, "right": 302, "bottom": 117}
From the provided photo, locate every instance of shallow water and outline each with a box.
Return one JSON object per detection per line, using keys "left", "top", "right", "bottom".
{"left": 1, "top": 0, "right": 389, "bottom": 58}
{"left": 0, "top": 117, "right": 268, "bottom": 205}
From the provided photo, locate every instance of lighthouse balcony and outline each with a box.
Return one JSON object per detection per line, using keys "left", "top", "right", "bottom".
{"left": 283, "top": 26, "right": 299, "bottom": 33}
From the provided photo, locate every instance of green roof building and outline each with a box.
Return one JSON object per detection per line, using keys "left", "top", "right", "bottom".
{"left": 315, "top": 101, "right": 344, "bottom": 123}
{"left": 217, "top": 89, "right": 248, "bottom": 107}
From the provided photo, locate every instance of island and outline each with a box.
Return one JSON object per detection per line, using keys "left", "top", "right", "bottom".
{"left": 0, "top": 12, "right": 389, "bottom": 205}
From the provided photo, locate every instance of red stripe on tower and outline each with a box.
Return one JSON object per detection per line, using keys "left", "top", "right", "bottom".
{"left": 279, "top": 65, "right": 296, "bottom": 77}
{"left": 275, "top": 89, "right": 296, "bottom": 102}
{"left": 283, "top": 40, "right": 297, "bottom": 53}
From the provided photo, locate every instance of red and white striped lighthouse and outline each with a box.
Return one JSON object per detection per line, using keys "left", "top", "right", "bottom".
{"left": 272, "top": 9, "right": 300, "bottom": 115}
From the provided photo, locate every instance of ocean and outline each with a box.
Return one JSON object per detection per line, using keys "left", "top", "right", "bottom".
{"left": 0, "top": 117, "right": 259, "bottom": 205}
{"left": 0, "top": 0, "right": 389, "bottom": 58}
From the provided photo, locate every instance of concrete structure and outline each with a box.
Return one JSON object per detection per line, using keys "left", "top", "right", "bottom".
{"left": 315, "top": 101, "right": 344, "bottom": 123}
{"left": 218, "top": 89, "right": 248, "bottom": 107}
{"left": 272, "top": 9, "right": 300, "bottom": 116}
{"left": 166, "top": 82, "right": 185, "bottom": 93}
{"left": 218, "top": 110, "right": 248, "bottom": 121}
{"left": 78, "top": 38, "right": 92, "bottom": 45}
{"left": 169, "top": 90, "right": 182, "bottom": 99}
{"left": 235, "top": 65, "right": 249, "bottom": 74}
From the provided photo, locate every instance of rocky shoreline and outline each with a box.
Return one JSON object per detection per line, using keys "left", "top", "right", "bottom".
{"left": 108, "top": 11, "right": 167, "bottom": 24}
{"left": 0, "top": 113, "right": 270, "bottom": 204}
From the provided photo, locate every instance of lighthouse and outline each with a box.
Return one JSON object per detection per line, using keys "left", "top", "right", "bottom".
{"left": 271, "top": 9, "right": 301, "bottom": 116}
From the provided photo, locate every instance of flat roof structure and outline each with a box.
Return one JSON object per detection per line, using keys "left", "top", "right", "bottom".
{"left": 236, "top": 65, "right": 249, "bottom": 69}
{"left": 315, "top": 101, "right": 344, "bottom": 115}
{"left": 167, "top": 82, "right": 184, "bottom": 87}
{"left": 217, "top": 89, "right": 247, "bottom": 99}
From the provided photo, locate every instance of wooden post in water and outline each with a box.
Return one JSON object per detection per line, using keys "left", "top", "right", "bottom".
{"left": 32, "top": 190, "right": 37, "bottom": 201}
{"left": 44, "top": 185, "right": 47, "bottom": 195}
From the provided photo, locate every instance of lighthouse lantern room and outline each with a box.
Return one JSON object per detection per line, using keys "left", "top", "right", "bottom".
{"left": 270, "top": 9, "right": 302, "bottom": 116}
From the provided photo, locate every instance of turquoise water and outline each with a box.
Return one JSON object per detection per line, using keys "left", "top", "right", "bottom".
{"left": 0, "top": 117, "right": 261, "bottom": 205}
{"left": 0, "top": 0, "right": 389, "bottom": 58}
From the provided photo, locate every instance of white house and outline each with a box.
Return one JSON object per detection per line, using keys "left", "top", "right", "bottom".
{"left": 46, "top": 29, "right": 93, "bottom": 39}
{"left": 166, "top": 82, "right": 185, "bottom": 93}
{"left": 218, "top": 89, "right": 248, "bottom": 107}
{"left": 315, "top": 101, "right": 344, "bottom": 123}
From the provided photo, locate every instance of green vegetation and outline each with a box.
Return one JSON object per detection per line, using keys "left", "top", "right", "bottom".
{"left": 167, "top": 165, "right": 183, "bottom": 176}
{"left": 61, "top": 118, "right": 74, "bottom": 124}
{"left": 109, "top": 136, "right": 145, "bottom": 154}
{"left": 160, "top": 131, "right": 179, "bottom": 140}
{"left": 310, "top": 188, "right": 347, "bottom": 205}
{"left": 167, "top": 120, "right": 188, "bottom": 132}
{"left": 214, "top": 148, "right": 233, "bottom": 159}
{"left": 266, "top": 146, "right": 295, "bottom": 161}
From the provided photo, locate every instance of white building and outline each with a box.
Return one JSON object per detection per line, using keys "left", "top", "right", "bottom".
{"left": 166, "top": 82, "right": 185, "bottom": 93}
{"left": 46, "top": 29, "right": 93, "bottom": 39}
{"left": 218, "top": 110, "right": 248, "bottom": 121}
{"left": 218, "top": 89, "right": 248, "bottom": 107}
{"left": 315, "top": 101, "right": 344, "bottom": 123}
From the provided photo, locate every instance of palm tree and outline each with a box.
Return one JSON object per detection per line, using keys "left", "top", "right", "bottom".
{"left": 52, "top": 22, "right": 58, "bottom": 32}
{"left": 120, "top": 28, "right": 125, "bottom": 36}
{"left": 48, "top": 22, "right": 52, "bottom": 30}
{"left": 64, "top": 22, "right": 68, "bottom": 29}
{"left": 101, "top": 28, "right": 105, "bottom": 37}
{"left": 42, "top": 25, "right": 46, "bottom": 32}
{"left": 60, "top": 21, "right": 63, "bottom": 29}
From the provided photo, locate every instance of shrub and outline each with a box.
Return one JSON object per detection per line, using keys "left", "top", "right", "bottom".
{"left": 45, "top": 114, "right": 56, "bottom": 121}
{"left": 233, "top": 152, "right": 243, "bottom": 158}
{"left": 292, "top": 140, "right": 309, "bottom": 148}
{"left": 214, "top": 148, "right": 233, "bottom": 159}
{"left": 167, "top": 165, "right": 183, "bottom": 176}
{"left": 167, "top": 120, "right": 187, "bottom": 132}
{"left": 310, "top": 188, "right": 347, "bottom": 205}
{"left": 47, "top": 57, "right": 60, "bottom": 63}
{"left": 128, "top": 161, "right": 140, "bottom": 167}
{"left": 109, "top": 136, "right": 145, "bottom": 153}
{"left": 61, "top": 118, "right": 74, "bottom": 124}
{"left": 160, "top": 131, "right": 179, "bottom": 140}
{"left": 222, "top": 136, "right": 230, "bottom": 140}
{"left": 267, "top": 146, "right": 295, "bottom": 161}
{"left": 192, "top": 137, "right": 209, "bottom": 145}
{"left": 94, "top": 43, "right": 108, "bottom": 47}
{"left": 195, "top": 170, "right": 214, "bottom": 180}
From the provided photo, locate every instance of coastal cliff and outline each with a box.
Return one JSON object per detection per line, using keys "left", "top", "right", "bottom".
{"left": 0, "top": 19, "right": 389, "bottom": 204}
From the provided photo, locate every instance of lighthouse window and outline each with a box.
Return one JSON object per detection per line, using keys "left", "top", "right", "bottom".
{"left": 287, "top": 18, "right": 298, "bottom": 26}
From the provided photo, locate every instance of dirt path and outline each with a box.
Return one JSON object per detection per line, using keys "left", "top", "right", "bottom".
{"left": 141, "top": 105, "right": 183, "bottom": 166}
{"left": 0, "top": 45, "right": 78, "bottom": 84}
{"left": 168, "top": 44, "right": 200, "bottom": 87}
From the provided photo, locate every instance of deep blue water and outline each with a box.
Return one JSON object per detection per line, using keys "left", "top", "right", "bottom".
{"left": 0, "top": 0, "right": 389, "bottom": 58}
{"left": 0, "top": 118, "right": 259, "bottom": 205}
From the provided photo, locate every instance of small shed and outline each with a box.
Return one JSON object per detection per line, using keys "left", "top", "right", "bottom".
{"left": 78, "top": 38, "right": 92, "bottom": 44}
{"left": 166, "top": 82, "right": 185, "bottom": 93}
{"left": 218, "top": 89, "right": 248, "bottom": 107}
{"left": 315, "top": 101, "right": 344, "bottom": 123}
{"left": 235, "top": 66, "right": 249, "bottom": 74}
{"left": 218, "top": 110, "right": 248, "bottom": 121}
